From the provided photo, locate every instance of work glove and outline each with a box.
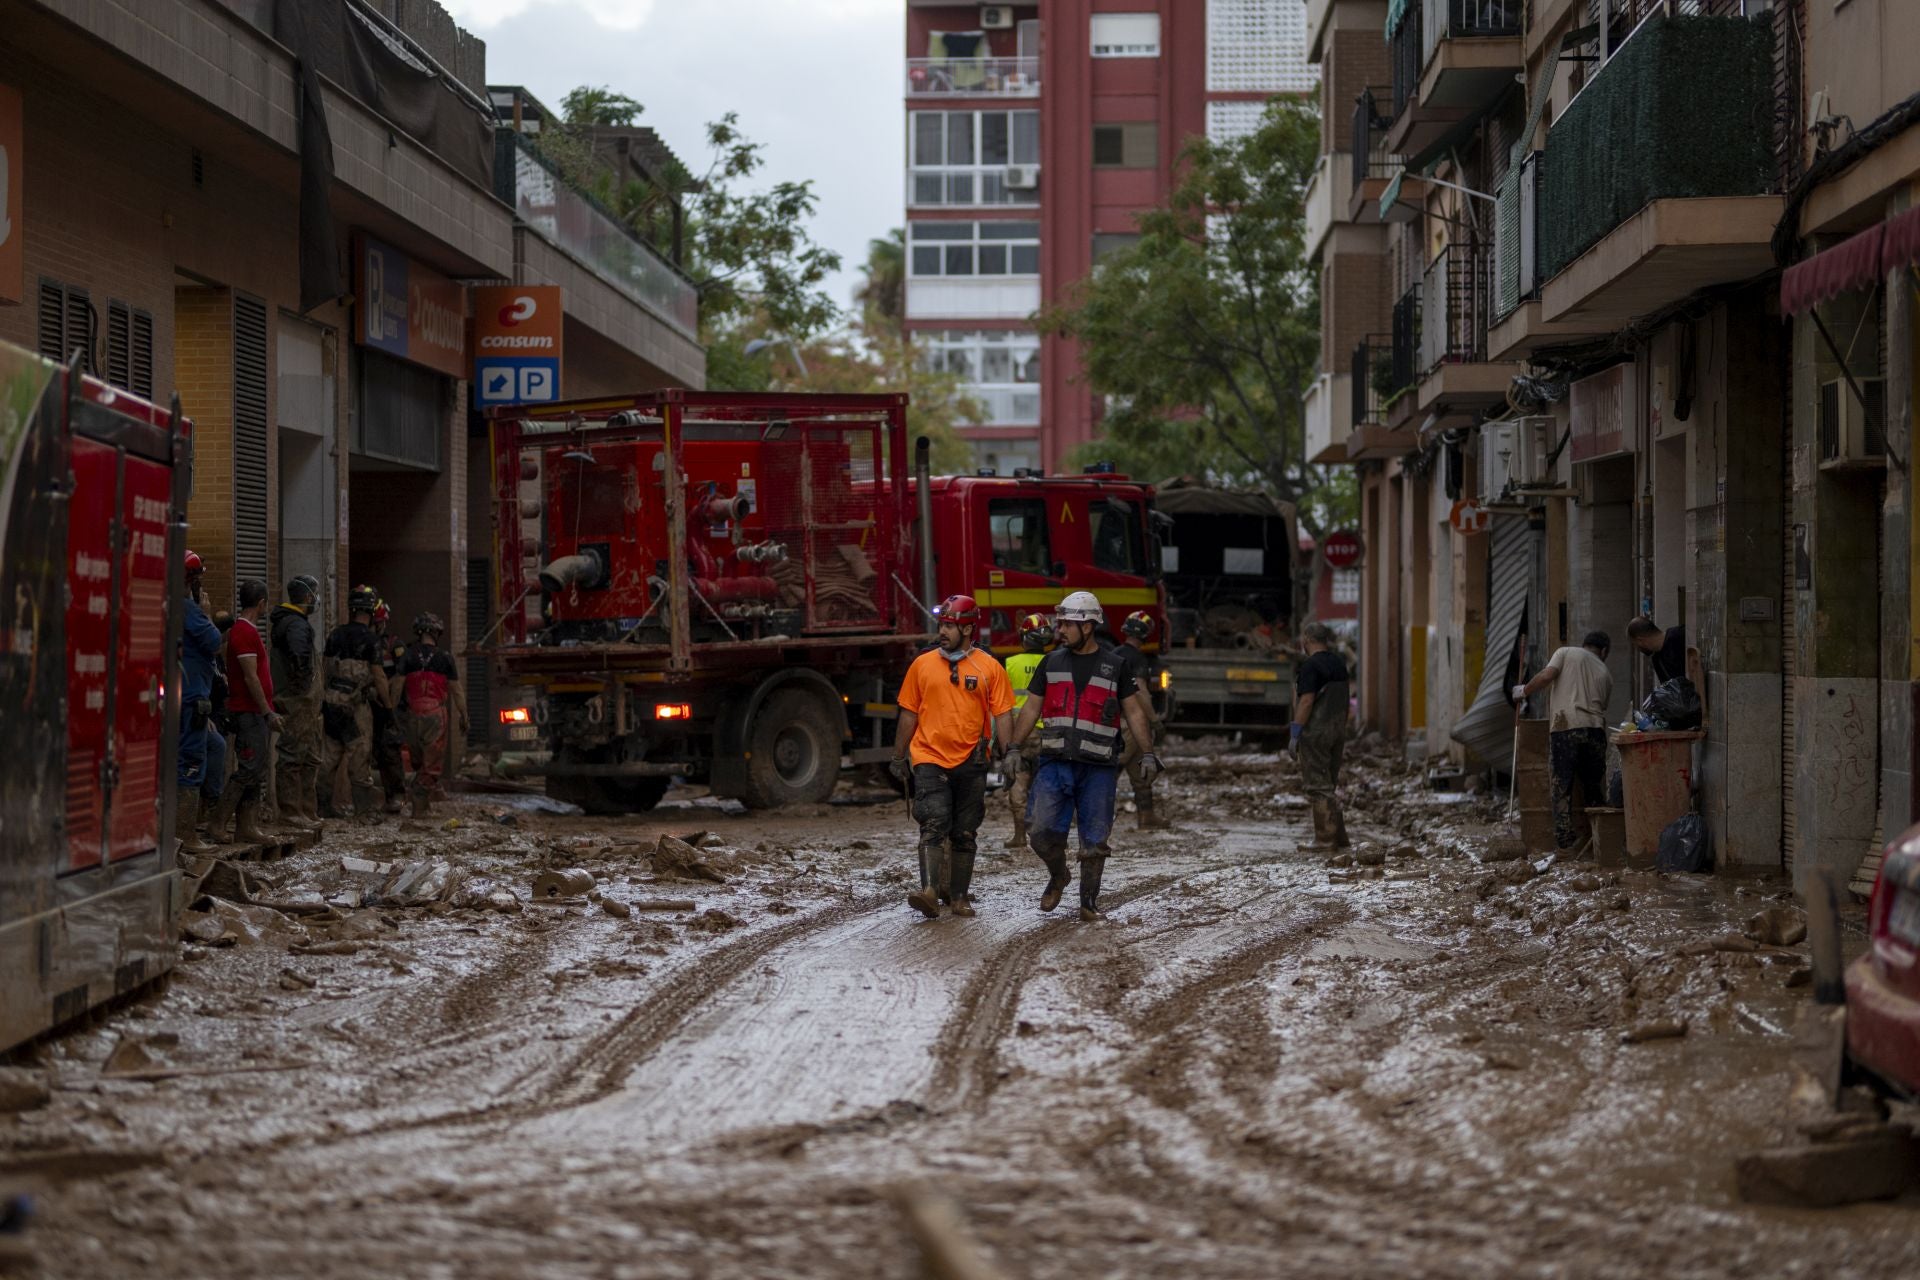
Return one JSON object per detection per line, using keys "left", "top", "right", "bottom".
{"left": 1288, "top": 723, "right": 1303, "bottom": 755}
{"left": 1137, "top": 753, "right": 1164, "bottom": 785}
{"left": 889, "top": 756, "right": 912, "bottom": 787}
{"left": 1511, "top": 684, "right": 1528, "bottom": 704}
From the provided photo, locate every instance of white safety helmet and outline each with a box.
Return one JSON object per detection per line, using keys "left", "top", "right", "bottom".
{"left": 1055, "top": 590, "right": 1103, "bottom": 624}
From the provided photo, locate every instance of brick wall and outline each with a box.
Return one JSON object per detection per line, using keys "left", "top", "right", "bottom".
{"left": 1322, "top": 27, "right": 1392, "bottom": 152}
{"left": 1322, "top": 250, "right": 1393, "bottom": 371}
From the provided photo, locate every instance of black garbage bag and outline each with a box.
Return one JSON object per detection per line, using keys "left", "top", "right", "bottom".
{"left": 1656, "top": 812, "right": 1712, "bottom": 873}
{"left": 1640, "top": 677, "right": 1702, "bottom": 731}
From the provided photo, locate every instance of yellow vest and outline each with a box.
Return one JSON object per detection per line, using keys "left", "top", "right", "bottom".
{"left": 1006, "top": 650, "right": 1045, "bottom": 717}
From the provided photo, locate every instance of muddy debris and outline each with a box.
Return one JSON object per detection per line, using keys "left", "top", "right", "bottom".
{"left": 600, "top": 897, "right": 633, "bottom": 920}
{"left": 0, "top": 1067, "right": 50, "bottom": 1114}
{"left": 632, "top": 898, "right": 699, "bottom": 913}
{"left": 1326, "top": 853, "right": 1353, "bottom": 868}
{"left": 1479, "top": 836, "right": 1527, "bottom": 863}
{"left": 533, "top": 867, "right": 596, "bottom": 900}
{"left": 688, "top": 908, "right": 744, "bottom": 934}
{"left": 1745, "top": 906, "right": 1808, "bottom": 948}
{"left": 1352, "top": 847, "right": 1385, "bottom": 867}
{"left": 485, "top": 891, "right": 523, "bottom": 914}
{"left": 652, "top": 835, "right": 731, "bottom": 883}
{"left": 1621, "top": 1018, "right": 1689, "bottom": 1045}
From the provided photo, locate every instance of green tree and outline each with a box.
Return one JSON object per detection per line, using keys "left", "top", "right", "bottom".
{"left": 1037, "top": 98, "right": 1351, "bottom": 538}
{"left": 560, "top": 86, "right": 643, "bottom": 127}
{"left": 853, "top": 229, "right": 905, "bottom": 338}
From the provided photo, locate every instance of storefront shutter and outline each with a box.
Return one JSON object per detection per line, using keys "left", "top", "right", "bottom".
{"left": 233, "top": 292, "right": 271, "bottom": 586}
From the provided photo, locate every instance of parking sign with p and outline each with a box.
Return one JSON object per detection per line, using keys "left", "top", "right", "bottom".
{"left": 473, "top": 285, "right": 563, "bottom": 405}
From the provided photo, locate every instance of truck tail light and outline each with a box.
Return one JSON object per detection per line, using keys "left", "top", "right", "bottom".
{"left": 499, "top": 707, "right": 532, "bottom": 725}
{"left": 1157, "top": 670, "right": 1171, "bottom": 691}
{"left": 655, "top": 702, "right": 692, "bottom": 721}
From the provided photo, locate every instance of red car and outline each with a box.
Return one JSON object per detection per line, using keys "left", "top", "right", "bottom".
{"left": 1844, "top": 830, "right": 1920, "bottom": 1099}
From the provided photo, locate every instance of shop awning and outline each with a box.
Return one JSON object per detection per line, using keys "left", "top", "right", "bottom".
{"left": 1377, "top": 169, "right": 1407, "bottom": 220}
{"left": 1781, "top": 222, "right": 1885, "bottom": 315}
{"left": 1883, "top": 204, "right": 1920, "bottom": 277}
{"left": 1386, "top": 0, "right": 1411, "bottom": 37}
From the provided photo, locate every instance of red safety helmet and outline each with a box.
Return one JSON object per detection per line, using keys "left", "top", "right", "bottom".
{"left": 184, "top": 549, "right": 204, "bottom": 575}
{"left": 1122, "top": 610, "right": 1156, "bottom": 640}
{"left": 1019, "top": 611, "right": 1054, "bottom": 649}
{"left": 932, "top": 594, "right": 980, "bottom": 626}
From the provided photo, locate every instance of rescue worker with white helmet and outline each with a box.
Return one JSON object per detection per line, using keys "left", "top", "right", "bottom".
{"left": 891, "top": 594, "right": 1016, "bottom": 918}
{"left": 1001, "top": 611, "right": 1054, "bottom": 850}
{"left": 1005, "top": 591, "right": 1162, "bottom": 920}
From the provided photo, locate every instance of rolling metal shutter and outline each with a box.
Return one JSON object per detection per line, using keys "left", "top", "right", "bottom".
{"left": 233, "top": 293, "right": 271, "bottom": 586}
{"left": 1451, "top": 513, "right": 1532, "bottom": 767}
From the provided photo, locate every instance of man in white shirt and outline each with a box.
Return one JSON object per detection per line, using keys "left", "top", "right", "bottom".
{"left": 1513, "top": 631, "right": 1614, "bottom": 852}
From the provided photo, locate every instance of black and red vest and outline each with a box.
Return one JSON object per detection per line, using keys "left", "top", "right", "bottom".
{"left": 1035, "top": 647, "right": 1127, "bottom": 764}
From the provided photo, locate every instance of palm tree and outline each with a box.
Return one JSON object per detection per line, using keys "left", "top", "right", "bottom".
{"left": 853, "top": 229, "right": 905, "bottom": 338}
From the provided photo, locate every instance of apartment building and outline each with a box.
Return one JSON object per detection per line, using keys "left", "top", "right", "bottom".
{"left": 0, "top": 0, "right": 701, "bottom": 738}
{"left": 903, "top": 0, "right": 1314, "bottom": 475}
{"left": 1308, "top": 0, "right": 1920, "bottom": 893}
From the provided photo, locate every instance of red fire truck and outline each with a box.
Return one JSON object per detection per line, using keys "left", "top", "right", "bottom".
{"left": 485, "top": 390, "right": 1165, "bottom": 812}
{"left": 0, "top": 345, "right": 190, "bottom": 1052}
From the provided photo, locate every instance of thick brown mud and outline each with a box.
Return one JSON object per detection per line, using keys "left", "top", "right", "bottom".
{"left": 2, "top": 743, "right": 1916, "bottom": 1278}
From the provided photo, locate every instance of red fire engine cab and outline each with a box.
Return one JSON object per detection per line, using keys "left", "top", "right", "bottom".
{"left": 485, "top": 391, "right": 1165, "bottom": 813}
{"left": 0, "top": 345, "right": 190, "bottom": 1052}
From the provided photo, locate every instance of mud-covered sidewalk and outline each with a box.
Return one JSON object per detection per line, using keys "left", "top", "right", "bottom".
{"left": 2, "top": 743, "right": 1917, "bottom": 1278}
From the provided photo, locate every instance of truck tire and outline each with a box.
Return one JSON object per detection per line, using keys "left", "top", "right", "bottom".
{"left": 742, "top": 688, "right": 842, "bottom": 809}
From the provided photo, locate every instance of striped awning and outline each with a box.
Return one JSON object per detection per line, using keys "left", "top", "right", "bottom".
{"left": 1378, "top": 169, "right": 1406, "bottom": 220}
{"left": 1781, "top": 223, "right": 1884, "bottom": 316}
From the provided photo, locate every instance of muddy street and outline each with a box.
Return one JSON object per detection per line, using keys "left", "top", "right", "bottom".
{"left": 3, "top": 747, "right": 1917, "bottom": 1279}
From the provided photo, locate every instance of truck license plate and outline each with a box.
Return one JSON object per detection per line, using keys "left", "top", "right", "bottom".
{"left": 1891, "top": 888, "right": 1920, "bottom": 947}
{"left": 508, "top": 725, "right": 539, "bottom": 742}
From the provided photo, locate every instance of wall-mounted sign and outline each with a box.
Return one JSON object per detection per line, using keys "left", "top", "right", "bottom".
{"left": 352, "top": 234, "right": 466, "bottom": 379}
{"left": 0, "top": 83, "right": 22, "bottom": 306}
{"left": 472, "top": 285, "right": 563, "bottom": 405}
{"left": 1449, "top": 499, "right": 1490, "bottom": 535}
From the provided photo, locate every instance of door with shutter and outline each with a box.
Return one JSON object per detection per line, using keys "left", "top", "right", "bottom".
{"left": 233, "top": 294, "right": 271, "bottom": 585}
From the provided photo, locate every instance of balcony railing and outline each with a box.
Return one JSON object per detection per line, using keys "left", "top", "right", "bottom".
{"left": 1351, "top": 335, "right": 1401, "bottom": 427}
{"left": 1390, "top": 3, "right": 1423, "bottom": 121}
{"left": 1419, "top": 240, "right": 1493, "bottom": 374}
{"left": 1423, "top": 0, "right": 1521, "bottom": 58}
{"left": 1349, "top": 88, "right": 1399, "bottom": 200}
{"left": 1391, "top": 284, "right": 1422, "bottom": 395}
{"left": 496, "top": 131, "right": 699, "bottom": 339}
{"left": 908, "top": 166, "right": 1041, "bottom": 208}
{"left": 906, "top": 57, "right": 1041, "bottom": 97}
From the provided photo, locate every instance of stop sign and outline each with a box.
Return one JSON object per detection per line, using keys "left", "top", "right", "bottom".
{"left": 1322, "top": 530, "right": 1362, "bottom": 570}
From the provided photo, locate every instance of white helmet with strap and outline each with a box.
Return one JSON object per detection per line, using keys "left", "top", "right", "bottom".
{"left": 1055, "top": 590, "right": 1103, "bottom": 623}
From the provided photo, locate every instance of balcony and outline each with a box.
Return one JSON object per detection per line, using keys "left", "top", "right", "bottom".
{"left": 908, "top": 166, "right": 1042, "bottom": 208}
{"left": 1348, "top": 89, "right": 1420, "bottom": 223}
{"left": 1347, "top": 332, "right": 1420, "bottom": 461}
{"left": 1304, "top": 151, "right": 1350, "bottom": 260}
{"left": 1534, "top": 11, "right": 1778, "bottom": 329}
{"left": 1304, "top": 369, "right": 1354, "bottom": 464}
{"left": 497, "top": 131, "right": 699, "bottom": 339}
{"left": 906, "top": 57, "right": 1041, "bottom": 98}
{"left": 1386, "top": 0, "right": 1524, "bottom": 158}
{"left": 1416, "top": 240, "right": 1520, "bottom": 414}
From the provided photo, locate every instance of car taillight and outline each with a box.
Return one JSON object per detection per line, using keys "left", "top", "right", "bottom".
{"left": 499, "top": 707, "right": 532, "bottom": 725}
{"left": 655, "top": 703, "right": 691, "bottom": 721}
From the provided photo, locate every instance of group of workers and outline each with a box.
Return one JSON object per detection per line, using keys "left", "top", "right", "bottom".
{"left": 1513, "top": 615, "right": 1689, "bottom": 853}
{"left": 888, "top": 590, "right": 1356, "bottom": 922}
{"left": 174, "top": 548, "right": 469, "bottom": 852}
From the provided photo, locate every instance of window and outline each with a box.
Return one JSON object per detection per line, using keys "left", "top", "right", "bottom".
{"left": 920, "top": 330, "right": 1041, "bottom": 424}
{"left": 989, "top": 498, "right": 1051, "bottom": 574}
{"left": 909, "top": 110, "right": 1040, "bottom": 206}
{"left": 1091, "top": 498, "right": 1144, "bottom": 574}
{"left": 1091, "top": 13, "right": 1160, "bottom": 57}
{"left": 1092, "top": 233, "right": 1141, "bottom": 264}
{"left": 1092, "top": 123, "right": 1157, "bottom": 169}
{"left": 907, "top": 222, "right": 1041, "bottom": 278}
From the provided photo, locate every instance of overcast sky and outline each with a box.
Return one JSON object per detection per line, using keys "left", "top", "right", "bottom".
{"left": 441, "top": 0, "right": 902, "bottom": 320}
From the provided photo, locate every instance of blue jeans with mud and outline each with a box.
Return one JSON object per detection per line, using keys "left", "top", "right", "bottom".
{"left": 1026, "top": 758, "right": 1118, "bottom": 860}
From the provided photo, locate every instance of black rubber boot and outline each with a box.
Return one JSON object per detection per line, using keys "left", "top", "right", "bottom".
{"left": 1134, "top": 791, "right": 1167, "bottom": 830}
{"left": 948, "top": 843, "right": 978, "bottom": 917}
{"left": 907, "top": 841, "right": 942, "bottom": 918}
{"left": 1078, "top": 854, "right": 1108, "bottom": 921}
{"left": 1036, "top": 845, "right": 1071, "bottom": 913}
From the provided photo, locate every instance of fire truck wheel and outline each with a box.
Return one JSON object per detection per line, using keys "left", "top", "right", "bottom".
{"left": 743, "top": 688, "right": 842, "bottom": 809}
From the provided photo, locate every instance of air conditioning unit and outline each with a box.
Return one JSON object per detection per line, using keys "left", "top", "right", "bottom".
{"left": 1004, "top": 164, "right": 1041, "bottom": 190}
{"left": 980, "top": 5, "right": 1015, "bottom": 29}
{"left": 1511, "top": 415, "right": 1555, "bottom": 487}
{"left": 1478, "top": 420, "right": 1517, "bottom": 501}
{"left": 1819, "top": 377, "right": 1887, "bottom": 469}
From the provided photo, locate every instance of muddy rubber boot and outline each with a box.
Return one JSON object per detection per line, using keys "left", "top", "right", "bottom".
{"left": 1331, "top": 800, "right": 1351, "bottom": 849}
{"left": 1134, "top": 792, "right": 1168, "bottom": 831}
{"left": 233, "top": 796, "right": 269, "bottom": 847}
{"left": 1037, "top": 849, "right": 1071, "bottom": 913}
{"left": 1004, "top": 814, "right": 1027, "bottom": 850}
{"left": 175, "top": 788, "right": 214, "bottom": 855}
{"left": 1078, "top": 855, "right": 1108, "bottom": 922}
{"left": 948, "top": 845, "right": 978, "bottom": 917}
{"left": 203, "top": 788, "right": 240, "bottom": 846}
{"left": 300, "top": 766, "right": 327, "bottom": 827}
{"left": 410, "top": 784, "right": 432, "bottom": 819}
{"left": 1307, "top": 797, "right": 1336, "bottom": 850}
{"left": 907, "top": 842, "right": 942, "bottom": 918}
{"left": 351, "top": 785, "right": 381, "bottom": 823}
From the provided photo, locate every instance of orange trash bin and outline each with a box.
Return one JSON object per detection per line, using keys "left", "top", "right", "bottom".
{"left": 1609, "top": 729, "right": 1705, "bottom": 868}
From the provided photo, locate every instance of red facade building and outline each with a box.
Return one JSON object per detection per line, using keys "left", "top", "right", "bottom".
{"left": 903, "top": 1, "right": 1313, "bottom": 473}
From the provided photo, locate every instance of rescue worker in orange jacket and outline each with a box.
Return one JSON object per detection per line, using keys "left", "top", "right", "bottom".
{"left": 890, "top": 594, "right": 1015, "bottom": 919}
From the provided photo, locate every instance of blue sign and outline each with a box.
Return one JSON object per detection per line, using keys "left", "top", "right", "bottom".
{"left": 474, "top": 356, "right": 561, "bottom": 405}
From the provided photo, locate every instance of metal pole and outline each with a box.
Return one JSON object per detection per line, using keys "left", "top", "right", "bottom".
{"left": 915, "top": 435, "right": 937, "bottom": 627}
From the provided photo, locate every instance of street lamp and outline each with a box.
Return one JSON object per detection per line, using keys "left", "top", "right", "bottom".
{"left": 744, "top": 336, "right": 809, "bottom": 380}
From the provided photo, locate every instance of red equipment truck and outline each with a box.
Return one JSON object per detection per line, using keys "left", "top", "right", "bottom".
{"left": 1, "top": 344, "right": 190, "bottom": 1052}
{"left": 484, "top": 390, "right": 1165, "bottom": 812}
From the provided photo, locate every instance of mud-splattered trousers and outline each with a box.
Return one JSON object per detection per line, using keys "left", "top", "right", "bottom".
{"left": 1027, "top": 759, "right": 1118, "bottom": 857}
{"left": 1549, "top": 726, "right": 1607, "bottom": 850}
{"left": 913, "top": 759, "right": 988, "bottom": 901}
{"left": 406, "top": 702, "right": 449, "bottom": 799}
{"left": 230, "top": 712, "right": 270, "bottom": 805}
{"left": 275, "top": 683, "right": 323, "bottom": 772}
{"left": 1298, "top": 680, "right": 1349, "bottom": 846}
